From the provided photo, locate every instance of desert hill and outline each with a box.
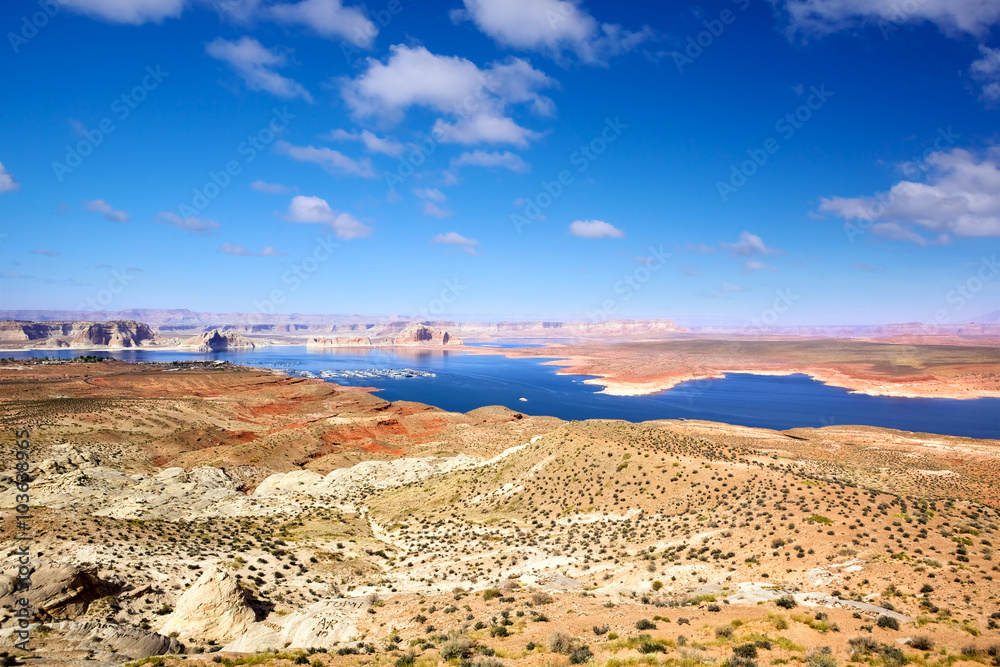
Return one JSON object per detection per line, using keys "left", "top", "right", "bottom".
{"left": 0, "top": 361, "right": 998, "bottom": 665}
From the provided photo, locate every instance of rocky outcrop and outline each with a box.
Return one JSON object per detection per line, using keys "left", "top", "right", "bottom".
{"left": 394, "top": 323, "right": 458, "bottom": 345}
{"left": 180, "top": 329, "right": 256, "bottom": 352}
{"left": 0, "top": 462, "right": 244, "bottom": 522}
{"left": 0, "top": 320, "right": 156, "bottom": 349}
{"left": 437, "top": 319, "right": 684, "bottom": 338}
{"left": 307, "top": 324, "right": 461, "bottom": 348}
{"left": 306, "top": 336, "right": 374, "bottom": 347}
{"left": 0, "top": 621, "right": 183, "bottom": 661}
{"left": 223, "top": 598, "right": 366, "bottom": 652}
{"left": 158, "top": 565, "right": 257, "bottom": 643}
{"left": 0, "top": 564, "right": 112, "bottom": 621}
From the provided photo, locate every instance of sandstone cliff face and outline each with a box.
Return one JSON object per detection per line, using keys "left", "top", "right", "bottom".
{"left": 0, "top": 563, "right": 111, "bottom": 621}
{"left": 306, "top": 324, "right": 461, "bottom": 348}
{"left": 0, "top": 320, "right": 156, "bottom": 349}
{"left": 180, "top": 329, "right": 256, "bottom": 352}
{"left": 436, "top": 319, "right": 684, "bottom": 338}
{"left": 394, "top": 323, "right": 458, "bottom": 345}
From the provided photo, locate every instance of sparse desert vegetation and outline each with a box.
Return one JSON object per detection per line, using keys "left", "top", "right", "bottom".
{"left": 1, "top": 361, "right": 999, "bottom": 666}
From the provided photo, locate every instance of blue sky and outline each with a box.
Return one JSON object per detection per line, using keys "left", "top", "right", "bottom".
{"left": 1, "top": 0, "right": 998, "bottom": 325}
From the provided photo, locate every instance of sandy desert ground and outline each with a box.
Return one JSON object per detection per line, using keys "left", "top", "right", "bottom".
{"left": 0, "top": 359, "right": 998, "bottom": 667}
{"left": 466, "top": 339, "right": 1000, "bottom": 400}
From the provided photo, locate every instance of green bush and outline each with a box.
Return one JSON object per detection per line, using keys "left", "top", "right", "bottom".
{"left": 776, "top": 595, "right": 797, "bottom": 609}
{"left": 441, "top": 632, "right": 472, "bottom": 659}
{"left": 636, "top": 619, "right": 656, "bottom": 630}
{"left": 877, "top": 616, "right": 900, "bottom": 631}
{"left": 549, "top": 630, "right": 577, "bottom": 654}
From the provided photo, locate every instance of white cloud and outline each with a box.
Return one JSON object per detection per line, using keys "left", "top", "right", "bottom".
{"left": 971, "top": 45, "right": 1000, "bottom": 106}
{"left": 414, "top": 188, "right": 447, "bottom": 202}
{"left": 342, "top": 45, "right": 554, "bottom": 146}
{"left": 422, "top": 202, "right": 452, "bottom": 219}
{"left": 453, "top": 0, "right": 653, "bottom": 65}
{"left": 60, "top": 0, "right": 184, "bottom": 24}
{"left": 156, "top": 212, "right": 220, "bottom": 235}
{"left": 415, "top": 189, "right": 452, "bottom": 218}
{"left": 83, "top": 199, "right": 130, "bottom": 223}
{"left": 250, "top": 180, "right": 291, "bottom": 194}
{"left": 721, "top": 282, "right": 748, "bottom": 292}
{"left": 721, "top": 231, "right": 782, "bottom": 256}
{"left": 742, "top": 259, "right": 777, "bottom": 273}
{"left": 0, "top": 162, "right": 19, "bottom": 193}
{"left": 275, "top": 141, "right": 375, "bottom": 177}
{"left": 569, "top": 219, "right": 624, "bottom": 239}
{"left": 433, "top": 114, "right": 540, "bottom": 148}
{"left": 206, "top": 37, "right": 313, "bottom": 103}
{"left": 818, "top": 146, "right": 1000, "bottom": 242}
{"left": 774, "top": 0, "right": 1000, "bottom": 37}
{"left": 33, "top": 249, "right": 60, "bottom": 256}
{"left": 450, "top": 150, "right": 529, "bottom": 172}
{"left": 432, "top": 231, "right": 479, "bottom": 254}
{"left": 266, "top": 0, "right": 375, "bottom": 45}
{"left": 219, "top": 243, "right": 287, "bottom": 256}
{"left": 283, "top": 195, "right": 373, "bottom": 239}
{"left": 326, "top": 129, "right": 405, "bottom": 156}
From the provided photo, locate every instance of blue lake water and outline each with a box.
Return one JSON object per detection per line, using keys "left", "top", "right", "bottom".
{"left": 9, "top": 346, "right": 999, "bottom": 439}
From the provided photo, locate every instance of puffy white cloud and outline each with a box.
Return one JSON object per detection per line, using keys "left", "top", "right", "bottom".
{"left": 721, "top": 231, "right": 782, "bottom": 256}
{"left": 569, "top": 219, "right": 624, "bottom": 239}
{"left": 452, "top": 0, "right": 653, "bottom": 65}
{"left": 450, "top": 150, "right": 529, "bottom": 172}
{"left": 275, "top": 141, "right": 375, "bottom": 177}
{"left": 60, "top": 0, "right": 185, "bottom": 24}
{"left": 206, "top": 37, "right": 312, "bottom": 103}
{"left": 971, "top": 45, "right": 1000, "bottom": 105}
{"left": 774, "top": 0, "right": 1000, "bottom": 37}
{"left": 283, "top": 195, "right": 373, "bottom": 239}
{"left": 156, "top": 212, "right": 220, "bottom": 235}
{"left": 818, "top": 146, "right": 1000, "bottom": 243}
{"left": 266, "top": 0, "right": 375, "bottom": 45}
{"left": 0, "top": 161, "right": 19, "bottom": 193}
{"left": 433, "top": 114, "right": 540, "bottom": 148}
{"left": 342, "top": 45, "right": 554, "bottom": 146}
{"left": 83, "top": 199, "right": 130, "bottom": 223}
{"left": 432, "top": 231, "right": 479, "bottom": 254}
{"left": 219, "top": 243, "right": 287, "bottom": 256}
{"left": 325, "top": 129, "right": 405, "bottom": 156}
{"left": 250, "top": 180, "right": 291, "bottom": 194}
